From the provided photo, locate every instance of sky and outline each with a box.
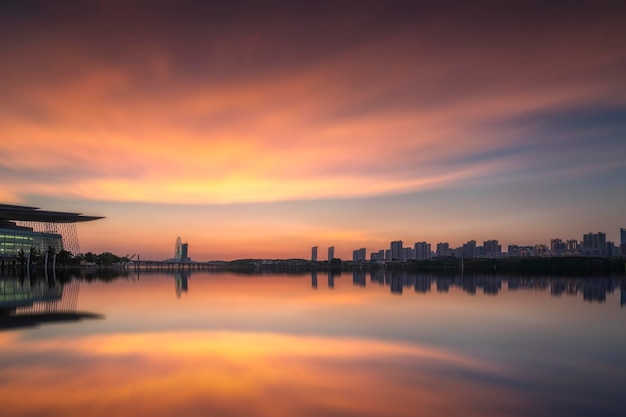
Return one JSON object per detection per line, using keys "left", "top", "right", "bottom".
{"left": 1, "top": 1, "right": 625, "bottom": 260}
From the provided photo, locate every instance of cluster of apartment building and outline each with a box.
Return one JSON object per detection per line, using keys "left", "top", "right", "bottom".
{"left": 312, "top": 228, "right": 626, "bottom": 262}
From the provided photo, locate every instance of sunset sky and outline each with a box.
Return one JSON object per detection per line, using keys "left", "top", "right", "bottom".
{"left": 1, "top": 1, "right": 625, "bottom": 260}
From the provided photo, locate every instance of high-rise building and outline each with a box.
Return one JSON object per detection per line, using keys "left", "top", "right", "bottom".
{"left": 328, "top": 246, "right": 335, "bottom": 261}
{"left": 390, "top": 240, "right": 403, "bottom": 261}
{"left": 483, "top": 240, "right": 501, "bottom": 257}
{"left": 352, "top": 248, "right": 366, "bottom": 262}
{"left": 462, "top": 240, "right": 476, "bottom": 259}
{"left": 402, "top": 247, "right": 415, "bottom": 261}
{"left": 370, "top": 249, "right": 385, "bottom": 261}
{"left": 550, "top": 239, "right": 567, "bottom": 255}
{"left": 414, "top": 242, "right": 431, "bottom": 260}
{"left": 181, "top": 243, "right": 189, "bottom": 261}
{"left": 582, "top": 232, "right": 607, "bottom": 256}
{"left": 436, "top": 242, "right": 450, "bottom": 257}
{"left": 311, "top": 246, "right": 318, "bottom": 262}
{"left": 621, "top": 228, "right": 626, "bottom": 246}
{"left": 567, "top": 239, "right": 579, "bottom": 253}
{"left": 175, "top": 237, "right": 190, "bottom": 262}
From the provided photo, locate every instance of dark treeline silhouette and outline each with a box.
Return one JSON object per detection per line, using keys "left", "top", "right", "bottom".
{"left": 206, "top": 256, "right": 626, "bottom": 276}
{"left": 0, "top": 249, "right": 131, "bottom": 269}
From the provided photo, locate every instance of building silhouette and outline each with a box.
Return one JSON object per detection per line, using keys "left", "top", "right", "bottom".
{"left": 352, "top": 248, "right": 366, "bottom": 262}
{"left": 414, "top": 242, "right": 431, "bottom": 260}
{"left": 174, "top": 237, "right": 191, "bottom": 262}
{"left": 436, "top": 242, "right": 450, "bottom": 257}
{"left": 390, "top": 240, "right": 403, "bottom": 261}
{"left": 582, "top": 232, "right": 607, "bottom": 256}
{"left": 0, "top": 204, "right": 103, "bottom": 257}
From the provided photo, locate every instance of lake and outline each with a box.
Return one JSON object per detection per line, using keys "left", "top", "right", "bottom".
{"left": 1, "top": 270, "right": 625, "bottom": 417}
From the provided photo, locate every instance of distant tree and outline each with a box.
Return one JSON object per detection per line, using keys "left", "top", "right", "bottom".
{"left": 330, "top": 258, "right": 342, "bottom": 272}
{"left": 83, "top": 252, "right": 97, "bottom": 263}
{"left": 56, "top": 250, "right": 74, "bottom": 265}
{"left": 96, "top": 252, "right": 123, "bottom": 265}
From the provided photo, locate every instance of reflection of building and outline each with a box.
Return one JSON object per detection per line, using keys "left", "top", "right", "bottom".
{"left": 0, "top": 274, "right": 99, "bottom": 330}
{"left": 353, "top": 271, "right": 366, "bottom": 287}
{"left": 0, "top": 204, "right": 103, "bottom": 257}
{"left": 175, "top": 271, "right": 189, "bottom": 298}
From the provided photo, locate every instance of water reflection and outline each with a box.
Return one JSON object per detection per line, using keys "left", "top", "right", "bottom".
{"left": 0, "top": 270, "right": 625, "bottom": 417}
{"left": 0, "top": 271, "right": 102, "bottom": 330}
{"left": 346, "top": 270, "right": 623, "bottom": 305}
{"left": 175, "top": 270, "right": 189, "bottom": 298}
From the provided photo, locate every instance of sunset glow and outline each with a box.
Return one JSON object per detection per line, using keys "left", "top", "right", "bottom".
{"left": 1, "top": 2, "right": 625, "bottom": 259}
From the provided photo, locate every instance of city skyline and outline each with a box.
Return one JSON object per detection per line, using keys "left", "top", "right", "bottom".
{"left": 1, "top": 2, "right": 625, "bottom": 260}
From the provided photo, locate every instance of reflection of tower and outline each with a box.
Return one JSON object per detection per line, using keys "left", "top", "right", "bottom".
{"left": 175, "top": 271, "right": 189, "bottom": 299}
{"left": 353, "top": 271, "right": 366, "bottom": 287}
{"left": 328, "top": 271, "right": 335, "bottom": 289}
{"left": 311, "top": 271, "right": 317, "bottom": 289}
{"left": 621, "top": 282, "right": 626, "bottom": 307}
{"left": 390, "top": 271, "right": 402, "bottom": 294}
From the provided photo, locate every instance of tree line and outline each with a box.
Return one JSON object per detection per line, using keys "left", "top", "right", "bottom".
{"left": 15, "top": 247, "right": 131, "bottom": 266}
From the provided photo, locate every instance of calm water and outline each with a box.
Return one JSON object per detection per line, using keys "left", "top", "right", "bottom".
{"left": 1, "top": 270, "right": 626, "bottom": 417}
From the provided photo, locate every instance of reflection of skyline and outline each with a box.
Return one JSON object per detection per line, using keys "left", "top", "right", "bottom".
{"left": 175, "top": 270, "right": 189, "bottom": 299}
{"left": 336, "top": 271, "right": 625, "bottom": 305}
{"left": 0, "top": 273, "right": 101, "bottom": 330}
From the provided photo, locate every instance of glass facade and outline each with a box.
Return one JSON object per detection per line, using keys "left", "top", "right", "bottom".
{"left": 0, "top": 227, "right": 63, "bottom": 257}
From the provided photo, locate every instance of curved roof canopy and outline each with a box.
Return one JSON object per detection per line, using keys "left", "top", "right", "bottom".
{"left": 0, "top": 204, "right": 104, "bottom": 223}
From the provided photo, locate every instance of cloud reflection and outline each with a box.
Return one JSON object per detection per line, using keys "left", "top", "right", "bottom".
{"left": 0, "top": 331, "right": 516, "bottom": 417}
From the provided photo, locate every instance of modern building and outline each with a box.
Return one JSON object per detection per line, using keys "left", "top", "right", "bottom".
{"left": 436, "top": 242, "right": 450, "bottom": 257}
{"left": 462, "top": 240, "right": 477, "bottom": 259}
{"left": 550, "top": 239, "right": 567, "bottom": 255}
{"left": 390, "top": 240, "right": 403, "bottom": 261}
{"left": 621, "top": 228, "right": 626, "bottom": 246}
{"left": 414, "top": 242, "right": 431, "bottom": 260}
{"left": 370, "top": 249, "right": 385, "bottom": 261}
{"left": 328, "top": 246, "right": 335, "bottom": 261}
{"left": 483, "top": 240, "right": 501, "bottom": 257}
{"left": 582, "top": 232, "right": 607, "bottom": 256}
{"left": 352, "top": 248, "right": 366, "bottom": 262}
{"left": 0, "top": 204, "right": 103, "bottom": 258}
{"left": 174, "top": 237, "right": 191, "bottom": 262}
{"left": 311, "top": 246, "right": 318, "bottom": 262}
